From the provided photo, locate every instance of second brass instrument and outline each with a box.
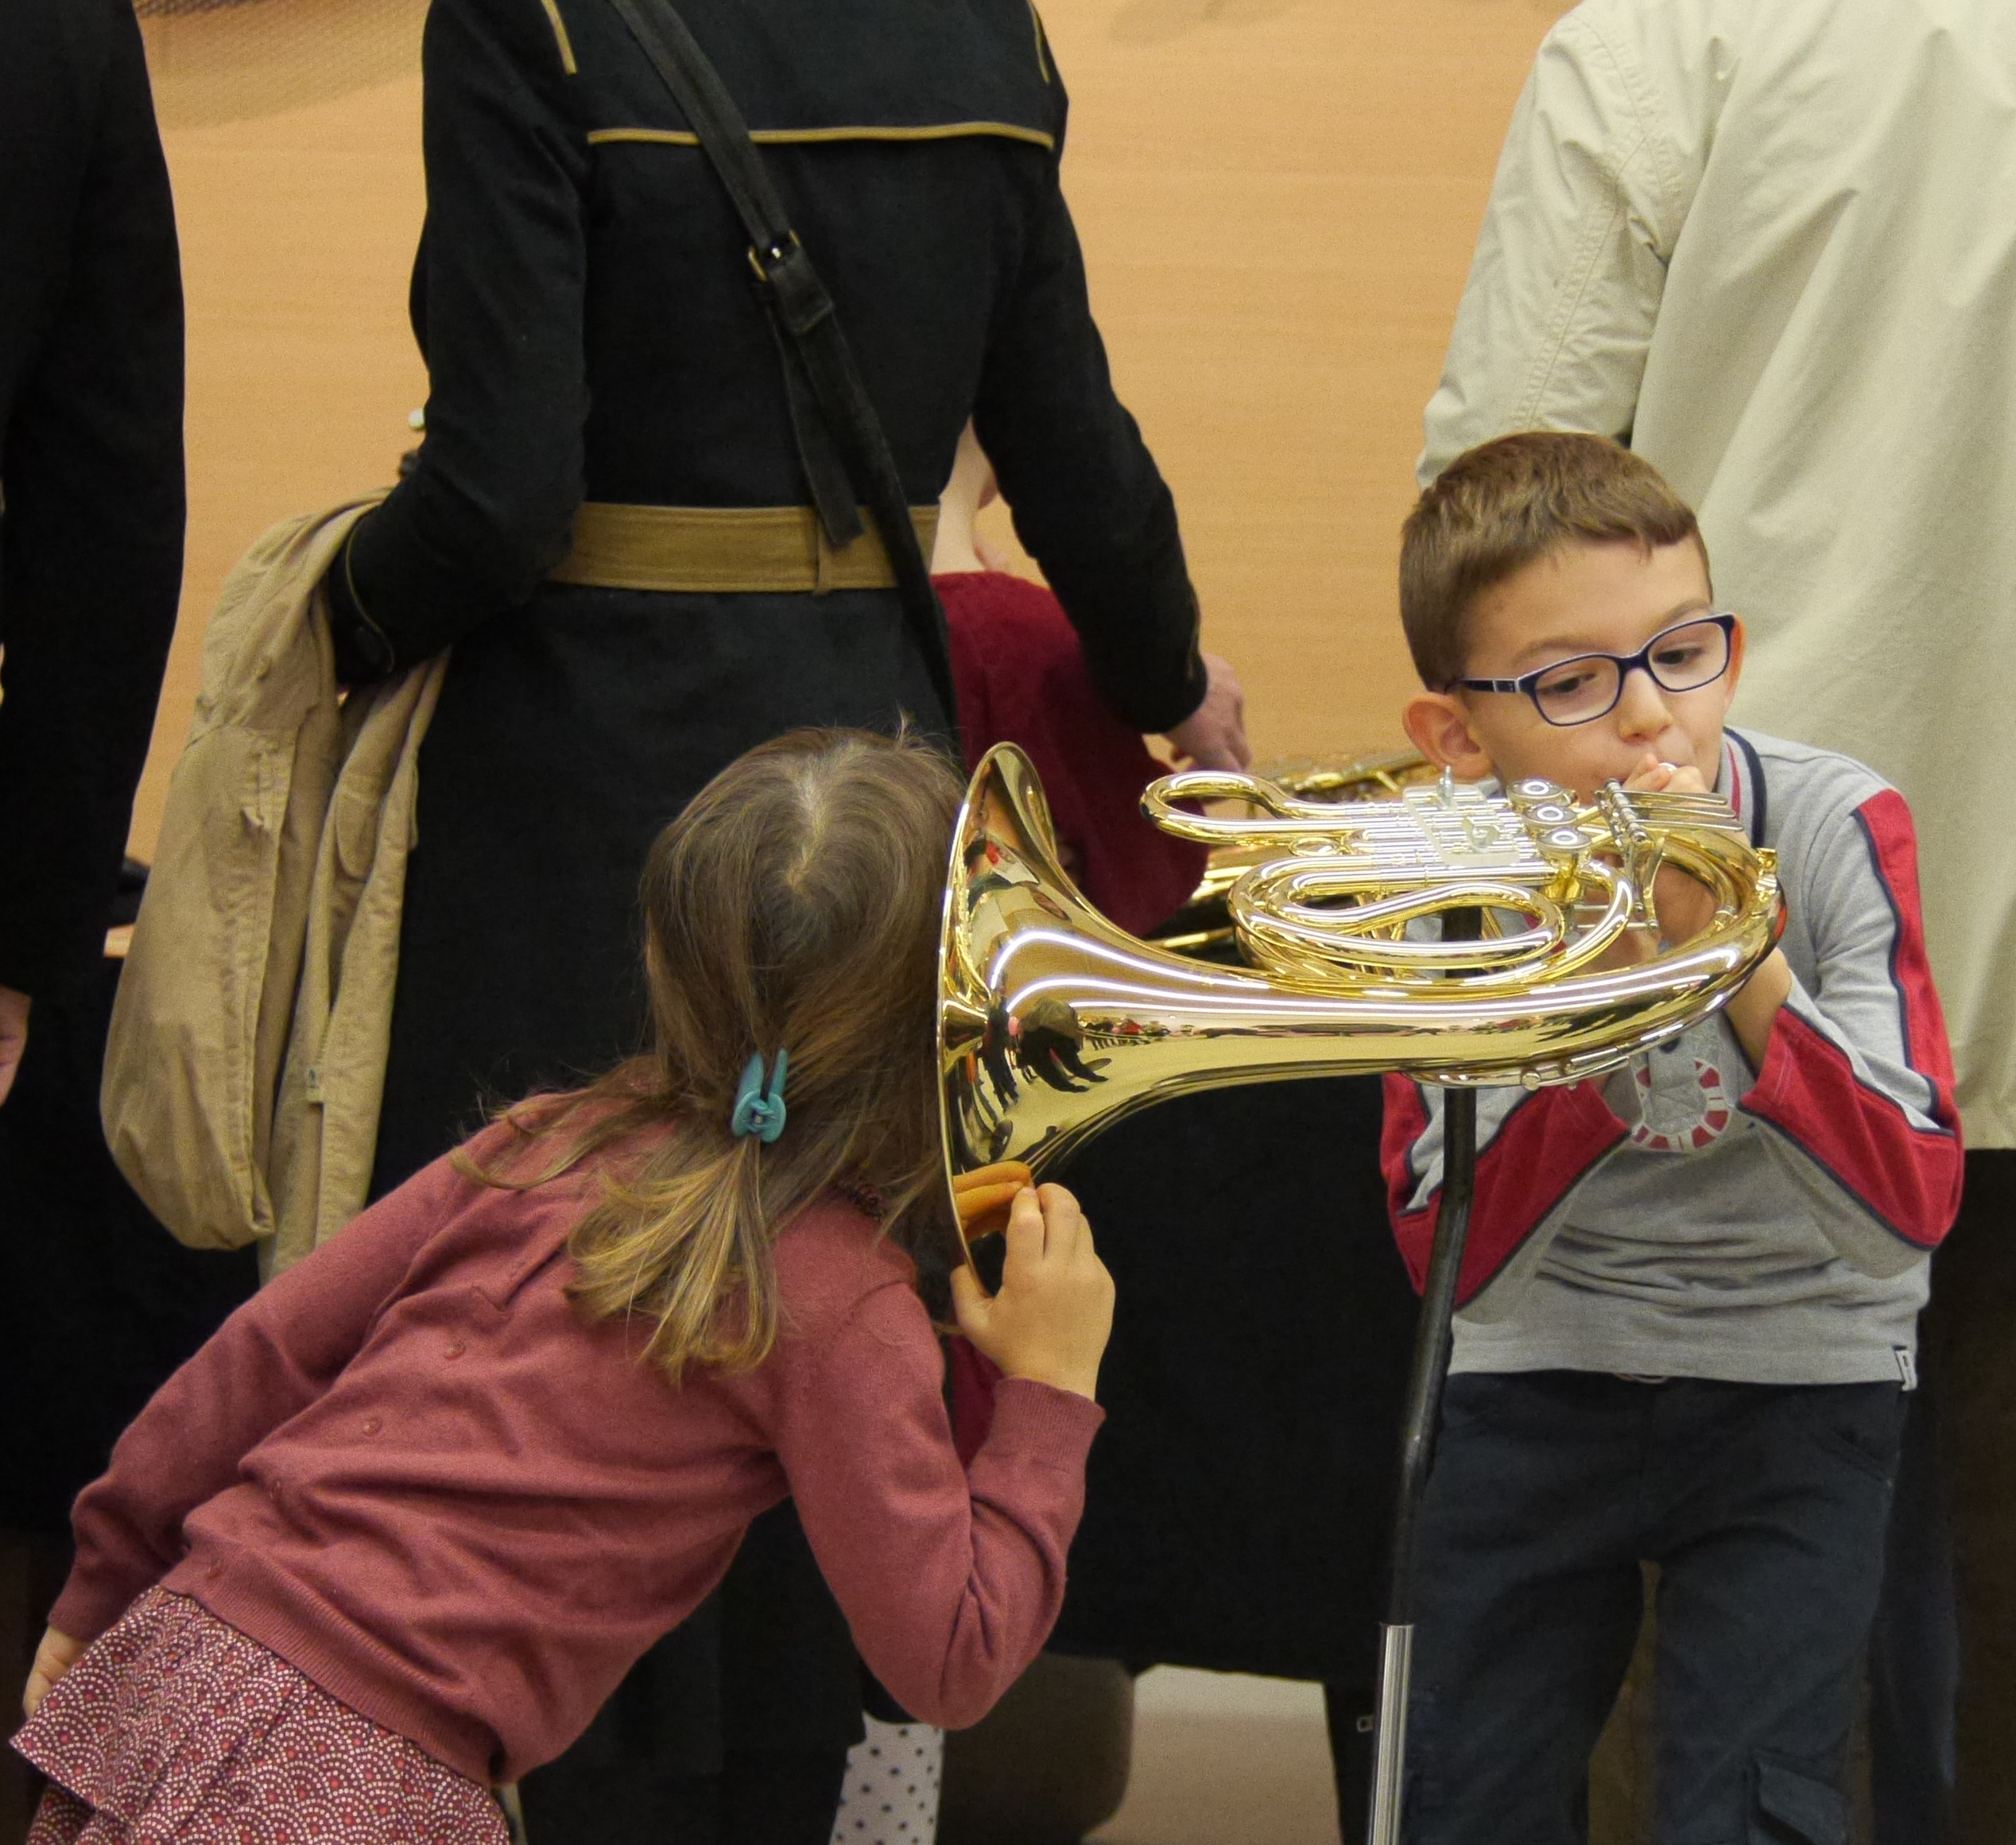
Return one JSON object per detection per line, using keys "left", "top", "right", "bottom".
{"left": 938, "top": 745, "right": 1781, "bottom": 1194}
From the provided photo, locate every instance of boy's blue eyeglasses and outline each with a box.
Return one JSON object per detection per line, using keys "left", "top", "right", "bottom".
{"left": 1448, "top": 613, "right": 1737, "bottom": 728}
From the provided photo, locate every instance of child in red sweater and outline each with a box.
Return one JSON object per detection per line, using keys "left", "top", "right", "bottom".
{"left": 11, "top": 729, "right": 1115, "bottom": 1845}
{"left": 932, "top": 421, "right": 1242, "bottom": 936}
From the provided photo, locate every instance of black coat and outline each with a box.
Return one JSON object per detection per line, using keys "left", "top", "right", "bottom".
{"left": 343, "top": 0, "right": 1208, "bottom": 1190}
{"left": 0, "top": 0, "right": 184, "bottom": 997}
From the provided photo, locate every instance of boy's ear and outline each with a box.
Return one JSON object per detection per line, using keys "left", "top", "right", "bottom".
{"left": 1402, "top": 691, "right": 1495, "bottom": 781}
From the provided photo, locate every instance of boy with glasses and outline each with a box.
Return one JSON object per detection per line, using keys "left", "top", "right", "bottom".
{"left": 1386, "top": 432, "right": 1962, "bottom": 1842}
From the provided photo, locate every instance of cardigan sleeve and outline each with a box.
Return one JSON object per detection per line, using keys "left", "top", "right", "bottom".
{"left": 767, "top": 1269, "right": 1103, "bottom": 1730}
{"left": 48, "top": 1161, "right": 463, "bottom": 1642}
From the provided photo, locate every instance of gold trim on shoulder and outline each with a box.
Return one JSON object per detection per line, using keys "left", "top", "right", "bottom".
{"left": 587, "top": 120, "right": 1056, "bottom": 151}
{"left": 537, "top": 0, "right": 579, "bottom": 74}
{"left": 587, "top": 127, "right": 700, "bottom": 145}
{"left": 1029, "top": 2, "right": 1051, "bottom": 83}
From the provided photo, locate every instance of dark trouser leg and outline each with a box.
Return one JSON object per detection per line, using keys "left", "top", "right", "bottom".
{"left": 1649, "top": 1382, "right": 1902, "bottom": 1844}
{"left": 1405, "top": 1374, "right": 1647, "bottom": 1845}
{"left": 1869, "top": 1383, "right": 1957, "bottom": 1844}
{"left": 1922, "top": 1149, "right": 2016, "bottom": 1845}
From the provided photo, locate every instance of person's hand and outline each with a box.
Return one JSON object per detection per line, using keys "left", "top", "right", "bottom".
{"left": 1622, "top": 751, "right": 1712, "bottom": 800}
{"left": 24, "top": 1627, "right": 83, "bottom": 1717}
{"left": 1618, "top": 752, "right": 1791, "bottom": 1063}
{"left": 0, "top": 986, "right": 29, "bottom": 1109}
{"left": 974, "top": 531, "right": 1014, "bottom": 575}
{"left": 951, "top": 1184, "right": 1114, "bottom": 1401}
{"left": 1622, "top": 754, "right": 1719, "bottom": 944}
{"left": 1165, "top": 653, "right": 1250, "bottom": 772}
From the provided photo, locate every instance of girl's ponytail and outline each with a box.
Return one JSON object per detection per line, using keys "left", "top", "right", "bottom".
{"left": 458, "top": 728, "right": 963, "bottom": 1380}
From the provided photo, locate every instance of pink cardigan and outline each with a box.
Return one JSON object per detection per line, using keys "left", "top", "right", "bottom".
{"left": 50, "top": 1131, "right": 1103, "bottom": 1785}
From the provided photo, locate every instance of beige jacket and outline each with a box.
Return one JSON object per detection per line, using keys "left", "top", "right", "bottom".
{"left": 102, "top": 499, "right": 447, "bottom": 1270}
{"left": 1420, "top": 0, "right": 2016, "bottom": 1146}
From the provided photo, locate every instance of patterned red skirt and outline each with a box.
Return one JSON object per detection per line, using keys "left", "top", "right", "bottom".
{"left": 10, "top": 1588, "right": 509, "bottom": 1845}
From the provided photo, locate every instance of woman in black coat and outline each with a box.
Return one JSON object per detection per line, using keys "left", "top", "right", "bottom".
{"left": 322, "top": 1, "right": 1243, "bottom": 1839}
{"left": 0, "top": 0, "right": 183, "bottom": 1104}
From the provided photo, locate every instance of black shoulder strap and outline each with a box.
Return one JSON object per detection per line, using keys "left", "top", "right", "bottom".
{"left": 607, "top": 0, "right": 961, "bottom": 742}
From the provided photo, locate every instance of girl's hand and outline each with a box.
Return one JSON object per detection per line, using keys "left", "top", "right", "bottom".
{"left": 24, "top": 1627, "right": 83, "bottom": 1717}
{"left": 951, "top": 1184, "right": 1114, "bottom": 1401}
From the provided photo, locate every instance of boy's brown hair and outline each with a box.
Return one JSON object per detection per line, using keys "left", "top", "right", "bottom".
{"left": 1399, "top": 432, "right": 1708, "bottom": 689}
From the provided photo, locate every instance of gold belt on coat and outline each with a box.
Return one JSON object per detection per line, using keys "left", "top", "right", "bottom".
{"left": 549, "top": 502, "right": 940, "bottom": 595}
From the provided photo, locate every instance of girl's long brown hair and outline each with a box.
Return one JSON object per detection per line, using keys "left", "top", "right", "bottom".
{"left": 459, "top": 728, "right": 965, "bottom": 1381}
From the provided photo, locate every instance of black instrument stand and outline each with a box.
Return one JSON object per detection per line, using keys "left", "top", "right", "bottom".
{"left": 1367, "top": 1017, "right": 1482, "bottom": 1843}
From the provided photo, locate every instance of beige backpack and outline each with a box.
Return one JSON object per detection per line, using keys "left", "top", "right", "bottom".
{"left": 102, "top": 498, "right": 445, "bottom": 1271}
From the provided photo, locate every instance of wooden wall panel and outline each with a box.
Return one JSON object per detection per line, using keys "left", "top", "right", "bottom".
{"left": 1022, "top": 0, "right": 1572, "bottom": 763}
{"left": 131, "top": 0, "right": 1570, "bottom": 858}
{"left": 135, "top": 73, "right": 428, "bottom": 856}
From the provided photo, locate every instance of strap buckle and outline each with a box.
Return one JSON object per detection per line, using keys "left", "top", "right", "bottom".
{"left": 745, "top": 230, "right": 801, "bottom": 286}
{"left": 746, "top": 231, "right": 832, "bottom": 337}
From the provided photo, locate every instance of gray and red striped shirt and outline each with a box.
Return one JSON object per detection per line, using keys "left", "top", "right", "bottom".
{"left": 1383, "top": 729, "right": 1962, "bottom": 1385}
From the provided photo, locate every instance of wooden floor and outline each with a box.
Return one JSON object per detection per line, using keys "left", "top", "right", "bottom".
{"left": 1093, "top": 1669, "right": 1339, "bottom": 1845}
{"left": 131, "top": 0, "right": 1575, "bottom": 857}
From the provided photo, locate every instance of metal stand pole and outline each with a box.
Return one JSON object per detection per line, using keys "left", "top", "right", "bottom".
{"left": 1366, "top": 1079, "right": 1478, "bottom": 1845}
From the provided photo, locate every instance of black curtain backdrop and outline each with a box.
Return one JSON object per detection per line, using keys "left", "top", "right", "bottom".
{"left": 0, "top": 951, "right": 258, "bottom": 1538}
{"left": 1047, "top": 1074, "right": 1417, "bottom": 1692}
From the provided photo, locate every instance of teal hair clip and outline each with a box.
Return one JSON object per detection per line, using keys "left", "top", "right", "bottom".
{"left": 730, "top": 1049, "right": 789, "bottom": 1144}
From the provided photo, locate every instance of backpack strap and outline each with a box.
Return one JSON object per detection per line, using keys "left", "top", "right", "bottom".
{"left": 606, "top": 0, "right": 962, "bottom": 740}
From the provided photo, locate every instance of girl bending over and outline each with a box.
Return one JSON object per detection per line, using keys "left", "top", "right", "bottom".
{"left": 12, "top": 729, "right": 1113, "bottom": 1845}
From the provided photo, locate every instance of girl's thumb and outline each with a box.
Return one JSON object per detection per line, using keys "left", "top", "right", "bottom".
{"left": 950, "top": 1260, "right": 991, "bottom": 1333}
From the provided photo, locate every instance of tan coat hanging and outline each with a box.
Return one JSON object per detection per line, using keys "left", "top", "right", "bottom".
{"left": 101, "top": 496, "right": 446, "bottom": 1273}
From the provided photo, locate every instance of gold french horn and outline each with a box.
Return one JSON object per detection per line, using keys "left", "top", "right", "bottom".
{"left": 937, "top": 743, "right": 1782, "bottom": 1207}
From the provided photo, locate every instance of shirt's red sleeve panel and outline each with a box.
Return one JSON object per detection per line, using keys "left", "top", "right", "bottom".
{"left": 1743, "top": 791, "right": 1962, "bottom": 1248}
{"left": 1382, "top": 1072, "right": 1627, "bottom": 1305}
{"left": 1379, "top": 1070, "right": 1431, "bottom": 1250}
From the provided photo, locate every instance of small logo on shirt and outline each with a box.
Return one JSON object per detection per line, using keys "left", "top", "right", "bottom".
{"left": 1629, "top": 1055, "right": 1734, "bottom": 1153}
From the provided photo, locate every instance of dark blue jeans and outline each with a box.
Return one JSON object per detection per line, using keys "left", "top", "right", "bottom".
{"left": 1407, "top": 1371, "right": 1905, "bottom": 1845}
